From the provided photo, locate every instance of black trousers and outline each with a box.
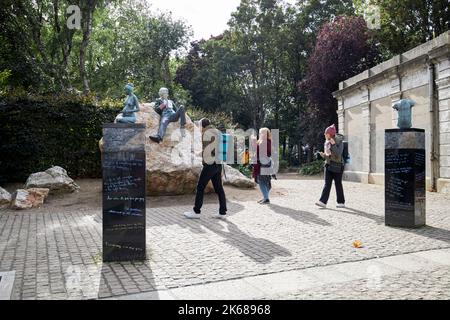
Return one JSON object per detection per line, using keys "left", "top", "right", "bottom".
{"left": 319, "top": 166, "right": 345, "bottom": 205}
{"left": 194, "top": 164, "right": 227, "bottom": 215}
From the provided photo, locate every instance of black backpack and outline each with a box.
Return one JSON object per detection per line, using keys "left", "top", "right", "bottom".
{"left": 342, "top": 141, "right": 350, "bottom": 164}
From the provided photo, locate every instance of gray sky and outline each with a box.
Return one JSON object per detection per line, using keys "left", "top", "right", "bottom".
{"left": 146, "top": 0, "right": 295, "bottom": 41}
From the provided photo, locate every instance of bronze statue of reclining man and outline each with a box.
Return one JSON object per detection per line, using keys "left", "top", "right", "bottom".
{"left": 149, "top": 87, "right": 186, "bottom": 143}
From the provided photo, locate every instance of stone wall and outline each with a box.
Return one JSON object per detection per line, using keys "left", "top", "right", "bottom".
{"left": 333, "top": 31, "right": 450, "bottom": 193}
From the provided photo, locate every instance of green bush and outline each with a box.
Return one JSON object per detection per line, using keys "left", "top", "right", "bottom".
{"left": 279, "top": 159, "right": 288, "bottom": 170}
{"left": 187, "top": 107, "right": 235, "bottom": 129}
{"left": 0, "top": 92, "right": 237, "bottom": 184}
{"left": 299, "top": 160, "right": 324, "bottom": 176}
{"left": 236, "top": 164, "right": 252, "bottom": 178}
{"left": 0, "top": 94, "right": 121, "bottom": 184}
{"left": 0, "top": 70, "right": 11, "bottom": 94}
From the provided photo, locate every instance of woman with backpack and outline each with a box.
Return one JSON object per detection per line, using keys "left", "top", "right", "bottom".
{"left": 253, "top": 128, "right": 272, "bottom": 205}
{"left": 315, "top": 124, "right": 346, "bottom": 209}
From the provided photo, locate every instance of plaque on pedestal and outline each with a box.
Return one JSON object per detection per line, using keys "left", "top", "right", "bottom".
{"left": 385, "top": 128, "right": 426, "bottom": 228}
{"left": 102, "top": 123, "right": 146, "bottom": 261}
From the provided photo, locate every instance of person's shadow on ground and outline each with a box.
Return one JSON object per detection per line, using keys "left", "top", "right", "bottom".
{"left": 148, "top": 197, "right": 291, "bottom": 263}
{"left": 327, "top": 207, "right": 384, "bottom": 224}
{"left": 205, "top": 220, "right": 291, "bottom": 264}
{"left": 146, "top": 200, "right": 246, "bottom": 235}
{"left": 327, "top": 206, "right": 450, "bottom": 245}
{"left": 267, "top": 203, "right": 332, "bottom": 227}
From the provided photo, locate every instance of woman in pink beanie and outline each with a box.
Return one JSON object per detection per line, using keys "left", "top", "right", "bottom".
{"left": 323, "top": 125, "right": 336, "bottom": 157}
{"left": 316, "top": 124, "right": 346, "bottom": 208}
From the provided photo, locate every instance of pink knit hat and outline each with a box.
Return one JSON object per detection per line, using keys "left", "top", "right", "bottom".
{"left": 325, "top": 124, "right": 336, "bottom": 136}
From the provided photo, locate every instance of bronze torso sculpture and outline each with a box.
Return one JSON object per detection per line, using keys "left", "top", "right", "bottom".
{"left": 393, "top": 99, "right": 415, "bottom": 129}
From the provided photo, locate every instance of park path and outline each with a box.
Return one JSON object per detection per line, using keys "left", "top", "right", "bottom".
{"left": 106, "top": 248, "right": 450, "bottom": 300}
{"left": 0, "top": 174, "right": 449, "bottom": 300}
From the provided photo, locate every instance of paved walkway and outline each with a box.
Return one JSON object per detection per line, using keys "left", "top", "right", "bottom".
{"left": 1, "top": 175, "right": 449, "bottom": 300}
{"left": 106, "top": 248, "right": 450, "bottom": 300}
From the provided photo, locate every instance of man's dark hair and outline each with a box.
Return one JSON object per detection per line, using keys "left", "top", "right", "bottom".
{"left": 216, "top": 123, "right": 226, "bottom": 132}
{"left": 200, "top": 118, "right": 211, "bottom": 128}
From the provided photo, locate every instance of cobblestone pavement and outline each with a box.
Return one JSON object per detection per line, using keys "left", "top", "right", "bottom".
{"left": 1, "top": 175, "right": 449, "bottom": 300}
{"left": 279, "top": 265, "right": 450, "bottom": 300}
{"left": 110, "top": 249, "right": 450, "bottom": 300}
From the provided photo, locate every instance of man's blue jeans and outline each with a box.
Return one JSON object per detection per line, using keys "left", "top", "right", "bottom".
{"left": 157, "top": 106, "right": 186, "bottom": 140}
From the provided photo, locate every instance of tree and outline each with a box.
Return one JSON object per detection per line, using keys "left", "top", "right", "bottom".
{"left": 176, "top": 0, "right": 362, "bottom": 163}
{"left": 225, "top": 0, "right": 293, "bottom": 129}
{"left": 176, "top": 38, "right": 239, "bottom": 113}
{"left": 354, "top": 0, "right": 450, "bottom": 57}
{"left": 79, "top": 0, "right": 100, "bottom": 94}
{"left": 0, "top": 0, "right": 191, "bottom": 97}
{"left": 275, "top": 0, "right": 356, "bottom": 160}
{"left": 0, "top": 0, "right": 74, "bottom": 90}
{"left": 301, "top": 15, "right": 380, "bottom": 141}
{"left": 84, "top": 0, "right": 191, "bottom": 99}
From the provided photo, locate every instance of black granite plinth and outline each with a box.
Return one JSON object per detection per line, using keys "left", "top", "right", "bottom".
{"left": 385, "top": 128, "right": 426, "bottom": 228}
{"left": 102, "top": 123, "right": 146, "bottom": 262}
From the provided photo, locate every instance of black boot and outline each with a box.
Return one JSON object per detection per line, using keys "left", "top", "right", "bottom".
{"left": 149, "top": 135, "right": 161, "bottom": 143}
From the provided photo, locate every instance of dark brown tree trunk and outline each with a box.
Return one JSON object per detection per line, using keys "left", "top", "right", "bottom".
{"left": 79, "top": 0, "right": 97, "bottom": 94}
{"left": 162, "top": 57, "right": 171, "bottom": 86}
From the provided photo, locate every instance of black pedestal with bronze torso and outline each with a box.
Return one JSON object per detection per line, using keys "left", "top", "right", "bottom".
{"left": 385, "top": 128, "right": 426, "bottom": 228}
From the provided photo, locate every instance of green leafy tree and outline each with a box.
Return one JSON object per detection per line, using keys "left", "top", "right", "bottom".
{"left": 176, "top": 0, "right": 362, "bottom": 163}
{"left": 0, "top": 0, "right": 191, "bottom": 97}
{"left": 84, "top": 0, "right": 191, "bottom": 99}
{"left": 354, "top": 0, "right": 450, "bottom": 57}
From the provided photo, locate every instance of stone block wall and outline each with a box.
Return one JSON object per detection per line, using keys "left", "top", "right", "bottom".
{"left": 333, "top": 31, "right": 450, "bottom": 193}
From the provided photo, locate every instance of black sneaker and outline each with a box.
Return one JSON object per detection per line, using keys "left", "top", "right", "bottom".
{"left": 149, "top": 135, "right": 161, "bottom": 143}
{"left": 261, "top": 199, "right": 270, "bottom": 205}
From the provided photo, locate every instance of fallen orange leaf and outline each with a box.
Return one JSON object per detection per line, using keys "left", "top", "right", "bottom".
{"left": 352, "top": 240, "right": 363, "bottom": 248}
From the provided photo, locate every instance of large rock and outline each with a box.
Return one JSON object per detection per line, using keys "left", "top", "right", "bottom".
{"left": 0, "top": 187, "right": 11, "bottom": 208}
{"left": 99, "top": 105, "right": 257, "bottom": 195}
{"left": 25, "top": 166, "right": 80, "bottom": 193}
{"left": 223, "top": 165, "right": 256, "bottom": 188}
{"left": 10, "top": 188, "right": 50, "bottom": 210}
{"left": 136, "top": 104, "right": 214, "bottom": 195}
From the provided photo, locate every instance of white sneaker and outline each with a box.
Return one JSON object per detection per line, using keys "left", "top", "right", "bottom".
{"left": 336, "top": 203, "right": 346, "bottom": 208}
{"left": 213, "top": 213, "right": 227, "bottom": 220}
{"left": 315, "top": 201, "right": 327, "bottom": 208}
{"left": 183, "top": 211, "right": 200, "bottom": 219}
